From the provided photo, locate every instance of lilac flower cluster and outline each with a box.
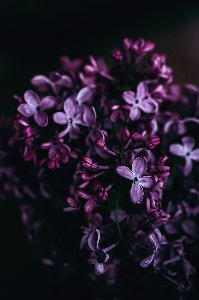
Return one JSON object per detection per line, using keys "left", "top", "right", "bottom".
{"left": 1, "top": 37, "right": 199, "bottom": 299}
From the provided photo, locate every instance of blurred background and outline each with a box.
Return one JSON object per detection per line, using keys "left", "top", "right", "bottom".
{"left": 1, "top": 0, "right": 199, "bottom": 299}
{"left": 1, "top": 0, "right": 199, "bottom": 115}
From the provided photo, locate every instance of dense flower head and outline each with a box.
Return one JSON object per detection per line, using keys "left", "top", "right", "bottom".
{"left": 2, "top": 36, "right": 198, "bottom": 299}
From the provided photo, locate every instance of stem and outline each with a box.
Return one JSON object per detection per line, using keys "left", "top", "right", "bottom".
{"left": 115, "top": 180, "right": 123, "bottom": 240}
{"left": 123, "top": 245, "right": 158, "bottom": 300}
{"left": 167, "top": 157, "right": 177, "bottom": 191}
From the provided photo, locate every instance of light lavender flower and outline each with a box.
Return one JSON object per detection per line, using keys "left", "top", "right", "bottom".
{"left": 169, "top": 136, "right": 199, "bottom": 176}
{"left": 116, "top": 157, "right": 154, "bottom": 204}
{"left": 122, "top": 82, "right": 157, "bottom": 121}
{"left": 18, "top": 90, "right": 57, "bottom": 127}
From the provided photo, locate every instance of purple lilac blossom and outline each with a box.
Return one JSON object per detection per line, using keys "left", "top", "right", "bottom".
{"left": 116, "top": 157, "right": 154, "bottom": 203}
{"left": 18, "top": 90, "right": 57, "bottom": 127}
{"left": 53, "top": 97, "right": 84, "bottom": 138}
{"left": 122, "top": 81, "right": 157, "bottom": 121}
{"left": 88, "top": 229, "right": 116, "bottom": 274}
{"left": 169, "top": 136, "right": 199, "bottom": 176}
{"left": 31, "top": 71, "right": 73, "bottom": 94}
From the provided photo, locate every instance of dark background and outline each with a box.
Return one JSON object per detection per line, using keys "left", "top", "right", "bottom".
{"left": 1, "top": 0, "right": 199, "bottom": 115}
{"left": 1, "top": 1, "right": 199, "bottom": 299}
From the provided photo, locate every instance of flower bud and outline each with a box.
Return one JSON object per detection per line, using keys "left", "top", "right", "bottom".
{"left": 95, "top": 138, "right": 106, "bottom": 150}
{"left": 145, "top": 135, "right": 160, "bottom": 150}
{"left": 112, "top": 49, "right": 123, "bottom": 61}
{"left": 158, "top": 155, "right": 168, "bottom": 166}
{"left": 84, "top": 198, "right": 96, "bottom": 214}
{"left": 81, "top": 156, "right": 99, "bottom": 170}
{"left": 66, "top": 197, "right": 79, "bottom": 208}
{"left": 97, "top": 188, "right": 108, "bottom": 202}
{"left": 123, "top": 38, "right": 133, "bottom": 50}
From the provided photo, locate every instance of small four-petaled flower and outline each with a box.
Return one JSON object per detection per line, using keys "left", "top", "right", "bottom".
{"left": 116, "top": 157, "right": 154, "bottom": 203}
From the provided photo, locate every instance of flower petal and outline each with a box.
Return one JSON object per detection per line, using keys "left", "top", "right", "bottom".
{"left": 30, "top": 75, "right": 50, "bottom": 89}
{"left": 69, "top": 124, "right": 81, "bottom": 139}
{"left": 41, "top": 142, "right": 52, "bottom": 149}
{"left": 24, "top": 90, "right": 40, "bottom": 107}
{"left": 169, "top": 144, "right": 184, "bottom": 157}
{"left": 182, "top": 136, "right": 195, "bottom": 152}
{"left": 40, "top": 96, "right": 57, "bottom": 110}
{"left": 88, "top": 229, "right": 100, "bottom": 252}
{"left": 77, "top": 87, "right": 94, "bottom": 104}
{"left": 129, "top": 106, "right": 141, "bottom": 121}
{"left": 139, "top": 176, "right": 154, "bottom": 188}
{"left": 48, "top": 144, "right": 58, "bottom": 160}
{"left": 130, "top": 183, "right": 144, "bottom": 204}
{"left": 190, "top": 148, "right": 199, "bottom": 161}
{"left": 140, "top": 255, "right": 154, "bottom": 268}
{"left": 95, "top": 262, "right": 104, "bottom": 274}
{"left": 132, "top": 157, "right": 147, "bottom": 177}
{"left": 63, "top": 98, "right": 76, "bottom": 119}
{"left": 136, "top": 81, "right": 148, "bottom": 100}
{"left": 139, "top": 99, "right": 157, "bottom": 113}
{"left": 122, "top": 91, "right": 135, "bottom": 104}
{"left": 73, "top": 113, "right": 84, "bottom": 125}
{"left": 18, "top": 104, "right": 36, "bottom": 116}
{"left": 53, "top": 112, "right": 68, "bottom": 124}
{"left": 182, "top": 219, "right": 199, "bottom": 237}
{"left": 34, "top": 111, "right": 48, "bottom": 127}
{"left": 58, "top": 126, "right": 70, "bottom": 138}
{"left": 56, "top": 75, "right": 73, "bottom": 87}
{"left": 83, "top": 106, "right": 96, "bottom": 126}
{"left": 116, "top": 166, "right": 134, "bottom": 180}
{"left": 183, "top": 157, "right": 193, "bottom": 176}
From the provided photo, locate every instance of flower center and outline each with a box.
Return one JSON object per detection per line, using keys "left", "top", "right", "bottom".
{"left": 96, "top": 249, "right": 106, "bottom": 263}
{"left": 36, "top": 106, "right": 41, "bottom": 111}
{"left": 186, "top": 152, "right": 190, "bottom": 156}
{"left": 133, "top": 177, "right": 138, "bottom": 183}
{"left": 135, "top": 99, "right": 139, "bottom": 104}
{"left": 68, "top": 118, "right": 73, "bottom": 124}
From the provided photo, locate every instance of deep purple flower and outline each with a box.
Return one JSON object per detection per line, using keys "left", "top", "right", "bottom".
{"left": 18, "top": 90, "right": 57, "bottom": 127}
{"left": 110, "top": 105, "right": 130, "bottom": 123}
{"left": 169, "top": 136, "right": 199, "bottom": 176}
{"left": 131, "top": 38, "right": 155, "bottom": 63}
{"left": 122, "top": 82, "right": 157, "bottom": 121}
{"left": 144, "top": 135, "right": 160, "bottom": 150}
{"left": 41, "top": 137, "right": 70, "bottom": 161}
{"left": 81, "top": 156, "right": 99, "bottom": 170}
{"left": 131, "top": 38, "right": 155, "bottom": 56}
{"left": 76, "top": 190, "right": 97, "bottom": 214}
{"left": 150, "top": 53, "right": 172, "bottom": 82}
{"left": 116, "top": 157, "right": 154, "bottom": 204}
{"left": 74, "top": 170, "right": 90, "bottom": 189}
